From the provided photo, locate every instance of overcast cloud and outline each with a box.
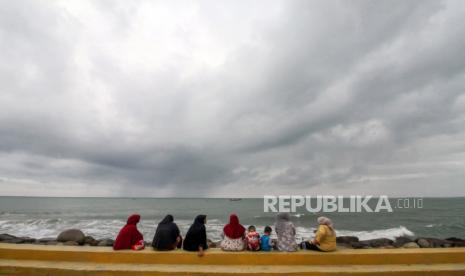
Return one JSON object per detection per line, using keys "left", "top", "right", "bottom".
{"left": 1, "top": 0, "right": 465, "bottom": 197}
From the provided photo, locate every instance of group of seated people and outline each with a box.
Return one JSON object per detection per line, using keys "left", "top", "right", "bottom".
{"left": 113, "top": 213, "right": 336, "bottom": 255}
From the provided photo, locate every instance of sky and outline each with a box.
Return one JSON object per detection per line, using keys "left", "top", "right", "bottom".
{"left": 1, "top": 0, "right": 465, "bottom": 197}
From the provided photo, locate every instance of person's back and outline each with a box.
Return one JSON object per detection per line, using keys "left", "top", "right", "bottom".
{"left": 245, "top": 225, "right": 260, "bottom": 251}
{"left": 275, "top": 213, "right": 297, "bottom": 252}
{"left": 302, "top": 217, "right": 337, "bottom": 252}
{"left": 152, "top": 215, "right": 181, "bottom": 250}
{"left": 260, "top": 226, "right": 273, "bottom": 251}
{"left": 220, "top": 214, "right": 246, "bottom": 251}
{"left": 113, "top": 214, "right": 144, "bottom": 250}
{"left": 183, "top": 215, "right": 208, "bottom": 253}
{"left": 315, "top": 224, "right": 336, "bottom": 252}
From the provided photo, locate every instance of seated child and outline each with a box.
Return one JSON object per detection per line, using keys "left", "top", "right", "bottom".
{"left": 260, "top": 226, "right": 272, "bottom": 251}
{"left": 245, "top": 225, "right": 261, "bottom": 251}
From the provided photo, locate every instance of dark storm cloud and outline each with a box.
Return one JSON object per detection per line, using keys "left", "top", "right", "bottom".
{"left": 1, "top": 0, "right": 465, "bottom": 196}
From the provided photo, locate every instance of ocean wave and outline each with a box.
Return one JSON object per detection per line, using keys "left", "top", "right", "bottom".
{"left": 0, "top": 218, "right": 415, "bottom": 242}
{"left": 336, "top": 226, "right": 415, "bottom": 240}
{"left": 292, "top": 213, "right": 305, "bottom": 218}
{"left": 425, "top": 224, "right": 441, "bottom": 228}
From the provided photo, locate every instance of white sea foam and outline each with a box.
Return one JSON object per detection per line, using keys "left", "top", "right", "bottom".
{"left": 0, "top": 218, "right": 415, "bottom": 242}
{"left": 292, "top": 213, "right": 305, "bottom": 218}
{"left": 336, "top": 226, "right": 415, "bottom": 240}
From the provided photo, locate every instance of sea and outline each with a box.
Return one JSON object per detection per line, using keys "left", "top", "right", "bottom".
{"left": 0, "top": 197, "right": 464, "bottom": 242}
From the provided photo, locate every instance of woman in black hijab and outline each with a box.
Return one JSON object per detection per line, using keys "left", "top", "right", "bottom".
{"left": 152, "top": 214, "right": 182, "bottom": 250}
{"left": 183, "top": 215, "right": 208, "bottom": 256}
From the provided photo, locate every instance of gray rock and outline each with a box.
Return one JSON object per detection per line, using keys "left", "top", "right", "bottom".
{"left": 2, "top": 238, "right": 25, "bottom": 244}
{"left": 36, "top": 238, "right": 58, "bottom": 245}
{"left": 416, "top": 238, "right": 430, "bottom": 248}
{"left": 403, "top": 242, "right": 420, "bottom": 249}
{"left": 337, "top": 243, "right": 353, "bottom": 249}
{"left": 57, "top": 229, "right": 85, "bottom": 245}
{"left": 45, "top": 241, "right": 58, "bottom": 245}
{"left": 0, "top": 234, "right": 32, "bottom": 244}
{"left": 97, "top": 238, "right": 114, "bottom": 247}
{"left": 0, "top": 233, "right": 18, "bottom": 241}
{"left": 63, "top": 241, "right": 79, "bottom": 246}
{"left": 364, "top": 238, "right": 394, "bottom": 248}
{"left": 446, "top": 237, "right": 464, "bottom": 242}
{"left": 336, "top": 236, "right": 359, "bottom": 244}
{"left": 84, "top": 236, "right": 99, "bottom": 246}
{"left": 446, "top": 237, "right": 465, "bottom": 247}
{"left": 207, "top": 239, "right": 216, "bottom": 248}
{"left": 416, "top": 237, "right": 453, "bottom": 248}
{"left": 394, "top": 237, "right": 413, "bottom": 248}
{"left": 351, "top": 241, "right": 371, "bottom": 249}
{"left": 19, "top": 237, "right": 36, "bottom": 244}
{"left": 429, "top": 238, "right": 453, "bottom": 248}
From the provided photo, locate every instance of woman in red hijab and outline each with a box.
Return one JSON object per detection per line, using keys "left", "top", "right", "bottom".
{"left": 220, "top": 213, "right": 246, "bottom": 251}
{"left": 113, "top": 214, "right": 144, "bottom": 250}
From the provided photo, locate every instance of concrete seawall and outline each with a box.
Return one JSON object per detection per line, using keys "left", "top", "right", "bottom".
{"left": 1, "top": 243, "right": 465, "bottom": 275}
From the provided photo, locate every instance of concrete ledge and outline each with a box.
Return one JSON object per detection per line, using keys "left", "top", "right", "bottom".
{"left": 2, "top": 244, "right": 465, "bottom": 275}
{"left": 1, "top": 243, "right": 465, "bottom": 265}
{"left": 2, "top": 260, "right": 465, "bottom": 275}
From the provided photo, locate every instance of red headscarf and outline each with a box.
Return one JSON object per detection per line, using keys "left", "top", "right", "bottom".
{"left": 223, "top": 213, "right": 245, "bottom": 239}
{"left": 113, "top": 214, "right": 144, "bottom": 250}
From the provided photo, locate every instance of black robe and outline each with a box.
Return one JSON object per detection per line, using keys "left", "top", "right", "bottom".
{"left": 152, "top": 215, "right": 180, "bottom": 250}
{"left": 183, "top": 215, "right": 208, "bottom": 251}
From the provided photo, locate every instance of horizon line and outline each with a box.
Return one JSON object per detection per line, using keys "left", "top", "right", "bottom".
{"left": 1, "top": 195, "right": 464, "bottom": 199}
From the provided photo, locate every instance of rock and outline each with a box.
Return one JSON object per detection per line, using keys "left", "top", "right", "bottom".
{"left": 0, "top": 233, "right": 18, "bottom": 241}
{"left": 351, "top": 241, "right": 371, "bottom": 249}
{"left": 0, "top": 234, "right": 30, "bottom": 244}
{"left": 207, "top": 239, "right": 218, "bottom": 248}
{"left": 63, "top": 241, "right": 79, "bottom": 246}
{"left": 403, "top": 242, "right": 420, "bottom": 249}
{"left": 446, "top": 237, "right": 464, "bottom": 242}
{"left": 394, "top": 237, "right": 413, "bottom": 248}
{"left": 336, "top": 243, "right": 353, "bottom": 249}
{"left": 97, "top": 239, "right": 114, "bottom": 247}
{"left": 84, "top": 236, "right": 99, "bottom": 246}
{"left": 36, "top": 238, "right": 58, "bottom": 245}
{"left": 20, "top": 237, "right": 36, "bottom": 244}
{"left": 45, "top": 240, "right": 58, "bottom": 245}
{"left": 364, "top": 238, "right": 394, "bottom": 248}
{"left": 336, "top": 236, "right": 359, "bottom": 244}
{"left": 206, "top": 239, "right": 221, "bottom": 249}
{"left": 57, "top": 229, "right": 85, "bottom": 245}
{"left": 429, "top": 238, "right": 453, "bottom": 248}
{"left": 416, "top": 238, "right": 430, "bottom": 248}
{"left": 416, "top": 238, "right": 453, "bottom": 248}
{"left": 2, "top": 238, "right": 25, "bottom": 244}
{"left": 446, "top": 237, "right": 465, "bottom": 247}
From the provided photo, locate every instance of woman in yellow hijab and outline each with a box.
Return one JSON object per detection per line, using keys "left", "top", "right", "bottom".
{"left": 300, "top": 216, "right": 337, "bottom": 252}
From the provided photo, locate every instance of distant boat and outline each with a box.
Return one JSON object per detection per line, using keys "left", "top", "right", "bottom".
{"left": 229, "top": 198, "right": 242, "bottom": 201}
